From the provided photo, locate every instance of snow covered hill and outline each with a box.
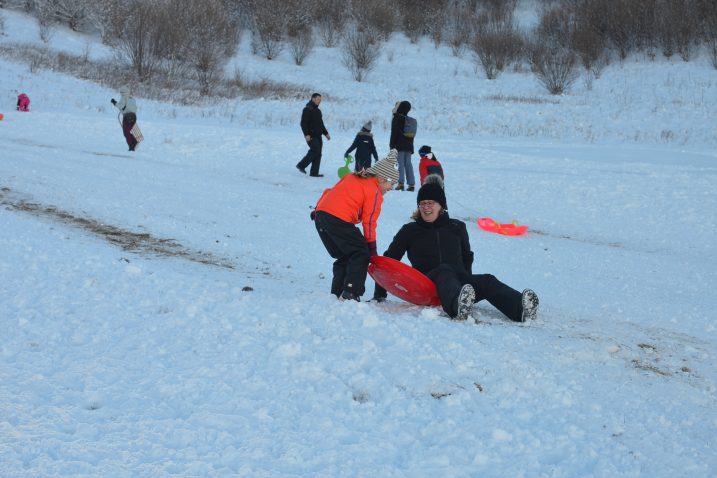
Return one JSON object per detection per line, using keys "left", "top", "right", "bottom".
{"left": 1, "top": 9, "right": 716, "bottom": 477}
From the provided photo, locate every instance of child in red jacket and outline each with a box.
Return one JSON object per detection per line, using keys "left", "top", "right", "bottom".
{"left": 418, "top": 145, "right": 444, "bottom": 185}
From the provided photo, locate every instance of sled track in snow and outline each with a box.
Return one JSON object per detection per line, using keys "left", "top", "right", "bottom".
{"left": 0, "top": 186, "right": 235, "bottom": 270}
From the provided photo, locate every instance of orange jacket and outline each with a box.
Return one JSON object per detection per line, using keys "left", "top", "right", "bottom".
{"left": 315, "top": 174, "right": 383, "bottom": 242}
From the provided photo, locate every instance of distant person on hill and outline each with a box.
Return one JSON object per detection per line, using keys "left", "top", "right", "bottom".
{"left": 297, "top": 93, "right": 331, "bottom": 177}
{"left": 344, "top": 120, "right": 379, "bottom": 172}
{"left": 111, "top": 85, "right": 138, "bottom": 151}
{"left": 371, "top": 174, "right": 539, "bottom": 322}
{"left": 311, "top": 150, "right": 399, "bottom": 301}
{"left": 389, "top": 100, "right": 416, "bottom": 191}
{"left": 417, "top": 145, "right": 444, "bottom": 185}
{"left": 16, "top": 93, "right": 30, "bottom": 112}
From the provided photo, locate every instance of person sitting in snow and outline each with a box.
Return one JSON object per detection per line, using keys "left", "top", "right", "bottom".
{"left": 418, "top": 145, "right": 443, "bottom": 185}
{"left": 371, "top": 174, "right": 539, "bottom": 322}
{"left": 312, "top": 150, "right": 400, "bottom": 301}
{"left": 111, "top": 85, "right": 139, "bottom": 151}
{"left": 344, "top": 120, "right": 379, "bottom": 172}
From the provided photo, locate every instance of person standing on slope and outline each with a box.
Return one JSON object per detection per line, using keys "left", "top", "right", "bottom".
{"left": 312, "top": 150, "right": 399, "bottom": 301}
{"left": 389, "top": 100, "right": 416, "bottom": 191}
{"left": 371, "top": 174, "right": 539, "bottom": 322}
{"left": 297, "top": 93, "right": 331, "bottom": 177}
{"left": 111, "top": 85, "right": 138, "bottom": 151}
{"left": 344, "top": 120, "right": 379, "bottom": 172}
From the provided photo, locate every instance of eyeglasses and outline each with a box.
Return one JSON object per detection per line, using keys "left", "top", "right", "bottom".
{"left": 419, "top": 200, "right": 437, "bottom": 208}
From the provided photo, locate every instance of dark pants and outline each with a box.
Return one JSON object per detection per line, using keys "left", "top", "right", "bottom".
{"left": 354, "top": 155, "right": 372, "bottom": 172}
{"left": 427, "top": 264, "right": 522, "bottom": 320}
{"left": 297, "top": 137, "right": 323, "bottom": 175}
{"left": 122, "top": 113, "right": 138, "bottom": 151}
{"left": 315, "top": 211, "right": 370, "bottom": 297}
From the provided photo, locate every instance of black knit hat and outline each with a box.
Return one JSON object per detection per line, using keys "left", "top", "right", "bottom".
{"left": 418, "top": 145, "right": 432, "bottom": 156}
{"left": 417, "top": 174, "right": 447, "bottom": 210}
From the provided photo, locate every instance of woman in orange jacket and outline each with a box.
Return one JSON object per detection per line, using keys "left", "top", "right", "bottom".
{"left": 313, "top": 150, "right": 399, "bottom": 301}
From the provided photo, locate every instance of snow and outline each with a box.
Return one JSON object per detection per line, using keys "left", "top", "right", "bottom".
{"left": 1, "top": 8, "right": 716, "bottom": 477}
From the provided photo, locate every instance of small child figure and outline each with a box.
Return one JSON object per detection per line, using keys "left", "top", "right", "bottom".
{"left": 16, "top": 93, "right": 30, "bottom": 112}
{"left": 344, "top": 121, "right": 379, "bottom": 172}
{"left": 418, "top": 145, "right": 444, "bottom": 185}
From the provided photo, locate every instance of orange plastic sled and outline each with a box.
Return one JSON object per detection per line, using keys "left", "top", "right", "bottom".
{"left": 477, "top": 217, "right": 528, "bottom": 236}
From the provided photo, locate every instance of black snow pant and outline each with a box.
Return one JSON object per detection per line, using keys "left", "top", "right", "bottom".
{"left": 315, "top": 211, "right": 370, "bottom": 298}
{"left": 426, "top": 264, "right": 523, "bottom": 320}
{"left": 297, "top": 137, "right": 323, "bottom": 176}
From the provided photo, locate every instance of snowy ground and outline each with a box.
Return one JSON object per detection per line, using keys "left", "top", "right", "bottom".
{"left": 1, "top": 8, "right": 716, "bottom": 478}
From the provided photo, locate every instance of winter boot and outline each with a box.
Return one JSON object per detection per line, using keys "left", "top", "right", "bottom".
{"left": 406, "top": 185, "right": 415, "bottom": 192}
{"left": 395, "top": 183, "right": 404, "bottom": 191}
{"left": 454, "top": 284, "right": 475, "bottom": 321}
{"left": 520, "top": 289, "right": 539, "bottom": 322}
{"left": 340, "top": 290, "right": 360, "bottom": 302}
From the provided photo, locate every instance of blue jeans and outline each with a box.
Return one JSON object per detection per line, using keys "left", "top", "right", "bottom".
{"left": 397, "top": 150, "right": 415, "bottom": 186}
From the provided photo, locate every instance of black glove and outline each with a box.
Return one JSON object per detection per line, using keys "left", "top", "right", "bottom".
{"left": 111, "top": 98, "right": 117, "bottom": 105}
{"left": 369, "top": 296, "right": 386, "bottom": 303}
{"left": 367, "top": 241, "right": 377, "bottom": 257}
{"left": 310, "top": 210, "right": 316, "bottom": 221}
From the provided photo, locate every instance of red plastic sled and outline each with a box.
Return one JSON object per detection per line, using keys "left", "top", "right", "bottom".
{"left": 368, "top": 256, "right": 441, "bottom": 306}
{"left": 477, "top": 217, "right": 528, "bottom": 236}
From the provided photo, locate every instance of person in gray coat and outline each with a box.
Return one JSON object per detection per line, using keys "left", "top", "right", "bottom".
{"left": 111, "top": 85, "right": 139, "bottom": 151}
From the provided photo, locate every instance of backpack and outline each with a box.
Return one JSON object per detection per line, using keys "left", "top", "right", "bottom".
{"left": 403, "top": 115, "right": 417, "bottom": 138}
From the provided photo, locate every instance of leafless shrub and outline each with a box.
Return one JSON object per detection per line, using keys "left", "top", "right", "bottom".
{"left": 530, "top": 42, "right": 578, "bottom": 95}
{"left": 84, "top": 0, "right": 122, "bottom": 42}
{"left": 285, "top": 4, "right": 315, "bottom": 65}
{"left": 110, "top": 0, "right": 164, "bottom": 80}
{"left": 316, "top": 0, "right": 346, "bottom": 47}
{"left": 249, "top": 0, "right": 288, "bottom": 59}
{"left": 396, "top": 0, "right": 445, "bottom": 43}
{"left": 471, "top": 16, "right": 524, "bottom": 79}
{"left": 444, "top": 2, "right": 475, "bottom": 56}
{"left": 49, "top": 0, "right": 88, "bottom": 31}
{"left": 350, "top": 0, "right": 397, "bottom": 42}
{"left": 341, "top": 28, "right": 381, "bottom": 82}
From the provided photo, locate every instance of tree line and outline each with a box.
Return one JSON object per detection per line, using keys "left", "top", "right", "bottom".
{"left": 2, "top": 0, "right": 716, "bottom": 96}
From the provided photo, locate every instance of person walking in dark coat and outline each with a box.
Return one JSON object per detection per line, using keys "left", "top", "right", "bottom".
{"left": 371, "top": 175, "right": 539, "bottom": 322}
{"left": 344, "top": 120, "right": 379, "bottom": 172}
{"left": 389, "top": 100, "right": 416, "bottom": 191}
{"left": 297, "top": 93, "right": 331, "bottom": 177}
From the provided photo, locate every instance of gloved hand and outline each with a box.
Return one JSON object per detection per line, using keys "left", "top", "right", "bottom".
{"left": 310, "top": 210, "right": 316, "bottom": 221}
{"left": 111, "top": 98, "right": 117, "bottom": 105}
{"left": 369, "top": 296, "right": 386, "bottom": 303}
{"left": 367, "top": 241, "right": 377, "bottom": 257}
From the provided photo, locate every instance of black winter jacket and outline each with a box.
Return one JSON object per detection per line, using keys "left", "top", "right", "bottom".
{"left": 301, "top": 100, "right": 328, "bottom": 139}
{"left": 389, "top": 100, "right": 414, "bottom": 153}
{"left": 344, "top": 131, "right": 378, "bottom": 166}
{"left": 374, "top": 212, "right": 474, "bottom": 298}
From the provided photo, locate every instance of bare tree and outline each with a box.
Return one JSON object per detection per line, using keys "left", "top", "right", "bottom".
{"left": 249, "top": 0, "right": 289, "bottom": 59}
{"left": 444, "top": 2, "right": 475, "bottom": 56}
{"left": 350, "top": 0, "right": 397, "bottom": 42}
{"left": 316, "top": 0, "right": 346, "bottom": 47}
{"left": 181, "top": 0, "right": 237, "bottom": 94}
{"left": 341, "top": 28, "right": 381, "bottom": 81}
{"left": 48, "top": 0, "right": 87, "bottom": 31}
{"left": 471, "top": 13, "right": 523, "bottom": 79}
{"left": 110, "top": 0, "right": 163, "bottom": 80}
{"left": 84, "top": 0, "right": 122, "bottom": 42}
{"left": 285, "top": 1, "right": 315, "bottom": 65}
{"left": 530, "top": 42, "right": 578, "bottom": 95}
